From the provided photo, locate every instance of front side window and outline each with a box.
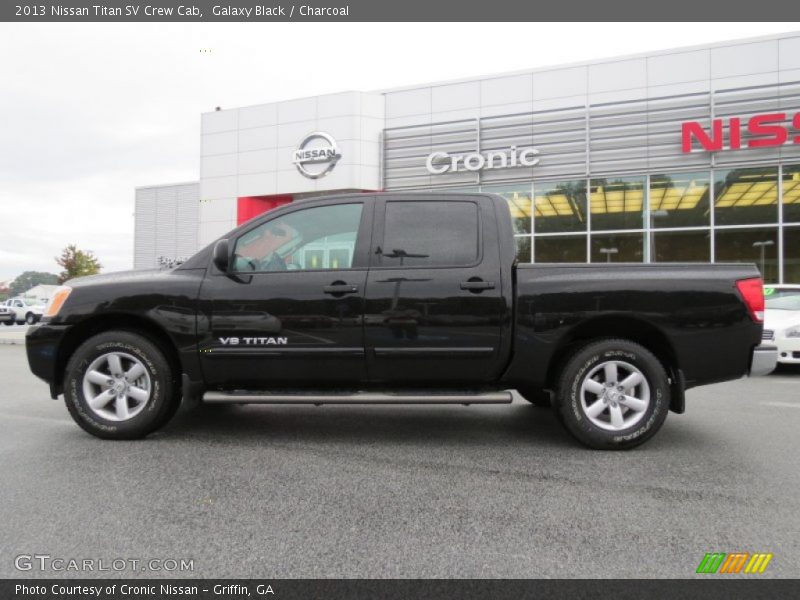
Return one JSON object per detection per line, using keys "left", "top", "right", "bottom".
{"left": 232, "top": 203, "right": 363, "bottom": 272}
{"left": 380, "top": 201, "right": 479, "bottom": 267}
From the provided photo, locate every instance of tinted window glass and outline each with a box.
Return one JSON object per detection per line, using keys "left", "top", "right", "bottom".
{"left": 534, "top": 179, "right": 588, "bottom": 234}
{"left": 649, "top": 171, "right": 710, "bottom": 228}
{"left": 714, "top": 167, "right": 778, "bottom": 226}
{"left": 381, "top": 201, "right": 479, "bottom": 267}
{"left": 232, "top": 203, "right": 363, "bottom": 272}
{"left": 783, "top": 165, "right": 800, "bottom": 223}
{"left": 590, "top": 232, "right": 644, "bottom": 262}
{"left": 782, "top": 227, "right": 800, "bottom": 283}
{"left": 714, "top": 227, "right": 778, "bottom": 283}
{"left": 590, "top": 176, "right": 645, "bottom": 231}
{"left": 651, "top": 230, "right": 710, "bottom": 262}
{"left": 535, "top": 235, "right": 587, "bottom": 263}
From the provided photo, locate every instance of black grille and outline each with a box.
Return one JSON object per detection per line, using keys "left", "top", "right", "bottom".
{"left": 762, "top": 329, "right": 774, "bottom": 341}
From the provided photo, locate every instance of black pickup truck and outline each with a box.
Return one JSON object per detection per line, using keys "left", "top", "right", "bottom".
{"left": 26, "top": 193, "right": 776, "bottom": 449}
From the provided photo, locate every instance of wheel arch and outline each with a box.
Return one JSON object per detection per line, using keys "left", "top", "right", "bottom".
{"left": 55, "top": 313, "right": 183, "bottom": 397}
{"left": 545, "top": 315, "right": 685, "bottom": 414}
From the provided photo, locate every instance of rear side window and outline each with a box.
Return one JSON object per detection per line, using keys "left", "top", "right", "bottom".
{"left": 380, "top": 201, "right": 479, "bottom": 267}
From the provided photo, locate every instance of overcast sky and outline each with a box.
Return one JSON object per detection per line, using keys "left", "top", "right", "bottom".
{"left": 0, "top": 22, "right": 798, "bottom": 281}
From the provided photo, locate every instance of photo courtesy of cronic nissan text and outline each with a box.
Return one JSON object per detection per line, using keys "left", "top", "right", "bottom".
{"left": 1, "top": 2, "right": 799, "bottom": 598}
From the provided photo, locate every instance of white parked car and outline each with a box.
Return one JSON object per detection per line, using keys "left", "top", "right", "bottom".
{"left": 763, "top": 285, "right": 800, "bottom": 365}
{"left": 1, "top": 297, "right": 46, "bottom": 325}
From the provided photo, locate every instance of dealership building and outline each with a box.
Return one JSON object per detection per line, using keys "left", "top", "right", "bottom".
{"left": 134, "top": 31, "right": 800, "bottom": 282}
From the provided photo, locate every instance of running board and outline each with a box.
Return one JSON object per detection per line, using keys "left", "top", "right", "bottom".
{"left": 202, "top": 390, "right": 513, "bottom": 405}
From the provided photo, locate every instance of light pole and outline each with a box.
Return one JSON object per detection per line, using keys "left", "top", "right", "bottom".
{"left": 599, "top": 247, "right": 618, "bottom": 263}
{"left": 752, "top": 240, "right": 774, "bottom": 277}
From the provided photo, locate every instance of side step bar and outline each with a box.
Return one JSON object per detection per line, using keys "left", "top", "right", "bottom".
{"left": 202, "top": 390, "right": 513, "bottom": 405}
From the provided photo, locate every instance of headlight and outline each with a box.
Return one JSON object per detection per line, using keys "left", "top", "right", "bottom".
{"left": 43, "top": 286, "right": 72, "bottom": 318}
{"left": 785, "top": 326, "right": 800, "bottom": 338}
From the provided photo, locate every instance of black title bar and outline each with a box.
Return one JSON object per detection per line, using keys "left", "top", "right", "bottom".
{"left": 2, "top": 0, "right": 800, "bottom": 21}
{"left": 3, "top": 579, "right": 800, "bottom": 600}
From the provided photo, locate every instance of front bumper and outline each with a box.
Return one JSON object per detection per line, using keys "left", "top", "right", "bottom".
{"left": 775, "top": 336, "right": 800, "bottom": 364}
{"left": 750, "top": 344, "right": 778, "bottom": 376}
{"left": 25, "top": 322, "right": 71, "bottom": 396}
{"left": 0, "top": 313, "right": 15, "bottom": 323}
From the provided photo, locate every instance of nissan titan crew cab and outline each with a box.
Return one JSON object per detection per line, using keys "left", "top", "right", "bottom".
{"left": 26, "top": 193, "right": 777, "bottom": 449}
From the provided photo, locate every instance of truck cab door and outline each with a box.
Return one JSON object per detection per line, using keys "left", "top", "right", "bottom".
{"left": 364, "top": 196, "right": 508, "bottom": 385}
{"left": 198, "top": 199, "right": 373, "bottom": 389}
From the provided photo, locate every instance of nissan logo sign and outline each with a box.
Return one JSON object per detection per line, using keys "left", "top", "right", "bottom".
{"left": 426, "top": 146, "right": 540, "bottom": 174}
{"left": 292, "top": 132, "right": 341, "bottom": 179}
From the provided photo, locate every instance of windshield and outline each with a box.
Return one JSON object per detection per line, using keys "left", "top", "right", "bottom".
{"left": 764, "top": 288, "right": 800, "bottom": 310}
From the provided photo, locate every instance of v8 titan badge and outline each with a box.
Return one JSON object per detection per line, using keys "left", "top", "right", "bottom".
{"left": 292, "top": 132, "right": 341, "bottom": 179}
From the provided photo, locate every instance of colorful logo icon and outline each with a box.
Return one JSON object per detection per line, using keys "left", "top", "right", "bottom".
{"left": 696, "top": 552, "right": 773, "bottom": 574}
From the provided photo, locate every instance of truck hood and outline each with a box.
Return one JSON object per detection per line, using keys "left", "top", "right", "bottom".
{"left": 66, "top": 268, "right": 172, "bottom": 289}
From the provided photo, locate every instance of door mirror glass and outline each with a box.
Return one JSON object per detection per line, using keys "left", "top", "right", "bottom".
{"left": 212, "top": 239, "right": 230, "bottom": 272}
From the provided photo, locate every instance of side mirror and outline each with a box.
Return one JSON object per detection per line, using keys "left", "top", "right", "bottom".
{"left": 212, "top": 239, "right": 230, "bottom": 272}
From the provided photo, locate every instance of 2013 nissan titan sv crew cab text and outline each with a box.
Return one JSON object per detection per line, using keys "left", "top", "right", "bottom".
{"left": 26, "top": 193, "right": 778, "bottom": 449}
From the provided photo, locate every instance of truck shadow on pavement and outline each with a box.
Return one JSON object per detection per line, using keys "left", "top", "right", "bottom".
{"left": 155, "top": 402, "right": 695, "bottom": 450}
{"left": 160, "top": 403, "right": 577, "bottom": 448}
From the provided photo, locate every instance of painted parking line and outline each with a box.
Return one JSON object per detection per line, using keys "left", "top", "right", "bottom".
{"left": 762, "top": 401, "right": 800, "bottom": 409}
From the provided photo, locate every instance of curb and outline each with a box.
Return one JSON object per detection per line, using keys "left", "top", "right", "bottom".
{"left": 0, "top": 338, "right": 24, "bottom": 346}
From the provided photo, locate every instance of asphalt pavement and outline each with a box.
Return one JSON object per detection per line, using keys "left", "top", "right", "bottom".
{"left": 0, "top": 343, "right": 798, "bottom": 578}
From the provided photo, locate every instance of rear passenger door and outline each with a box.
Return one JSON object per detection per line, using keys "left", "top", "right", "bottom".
{"left": 364, "top": 196, "right": 506, "bottom": 385}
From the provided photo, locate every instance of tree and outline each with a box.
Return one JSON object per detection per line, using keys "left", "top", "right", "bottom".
{"left": 9, "top": 271, "right": 60, "bottom": 296}
{"left": 56, "top": 244, "right": 102, "bottom": 283}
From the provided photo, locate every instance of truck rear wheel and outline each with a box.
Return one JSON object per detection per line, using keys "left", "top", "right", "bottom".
{"left": 554, "top": 339, "right": 669, "bottom": 450}
{"left": 64, "top": 331, "right": 178, "bottom": 440}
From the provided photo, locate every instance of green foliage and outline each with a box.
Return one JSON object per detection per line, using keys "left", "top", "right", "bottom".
{"left": 56, "top": 244, "right": 102, "bottom": 284}
{"left": 9, "top": 271, "right": 59, "bottom": 296}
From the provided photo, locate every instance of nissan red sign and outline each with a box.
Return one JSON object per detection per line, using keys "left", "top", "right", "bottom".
{"left": 681, "top": 112, "right": 800, "bottom": 153}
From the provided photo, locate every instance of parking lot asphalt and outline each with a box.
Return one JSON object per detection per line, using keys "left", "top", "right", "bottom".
{"left": 0, "top": 342, "right": 798, "bottom": 579}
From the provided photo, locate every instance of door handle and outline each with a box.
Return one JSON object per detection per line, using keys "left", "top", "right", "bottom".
{"left": 323, "top": 283, "right": 359, "bottom": 295}
{"left": 460, "top": 280, "right": 495, "bottom": 292}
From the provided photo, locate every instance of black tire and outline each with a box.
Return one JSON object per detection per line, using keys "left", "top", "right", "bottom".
{"left": 517, "top": 387, "right": 552, "bottom": 408}
{"left": 64, "top": 331, "right": 179, "bottom": 440}
{"left": 554, "top": 339, "right": 670, "bottom": 450}
{"left": 25, "top": 312, "right": 36, "bottom": 325}
{"left": 3, "top": 321, "right": 13, "bottom": 326}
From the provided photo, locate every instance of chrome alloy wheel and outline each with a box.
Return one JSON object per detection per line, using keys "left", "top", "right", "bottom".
{"left": 579, "top": 360, "right": 650, "bottom": 431}
{"left": 81, "top": 352, "right": 152, "bottom": 421}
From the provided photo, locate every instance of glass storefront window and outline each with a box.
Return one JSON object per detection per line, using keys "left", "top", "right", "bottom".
{"left": 514, "top": 236, "right": 531, "bottom": 262}
{"left": 534, "top": 179, "right": 587, "bottom": 234}
{"left": 590, "top": 176, "right": 645, "bottom": 231}
{"left": 715, "top": 227, "right": 778, "bottom": 283}
{"left": 590, "top": 232, "right": 644, "bottom": 263}
{"left": 482, "top": 184, "right": 531, "bottom": 235}
{"left": 784, "top": 227, "right": 800, "bottom": 283}
{"left": 651, "top": 230, "right": 710, "bottom": 263}
{"left": 649, "top": 171, "right": 710, "bottom": 229}
{"left": 535, "top": 235, "right": 587, "bottom": 263}
{"left": 714, "top": 167, "right": 778, "bottom": 226}
{"left": 783, "top": 165, "right": 800, "bottom": 223}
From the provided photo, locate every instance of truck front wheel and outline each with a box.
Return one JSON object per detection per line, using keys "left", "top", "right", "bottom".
{"left": 554, "top": 339, "right": 670, "bottom": 450}
{"left": 64, "top": 331, "right": 178, "bottom": 439}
